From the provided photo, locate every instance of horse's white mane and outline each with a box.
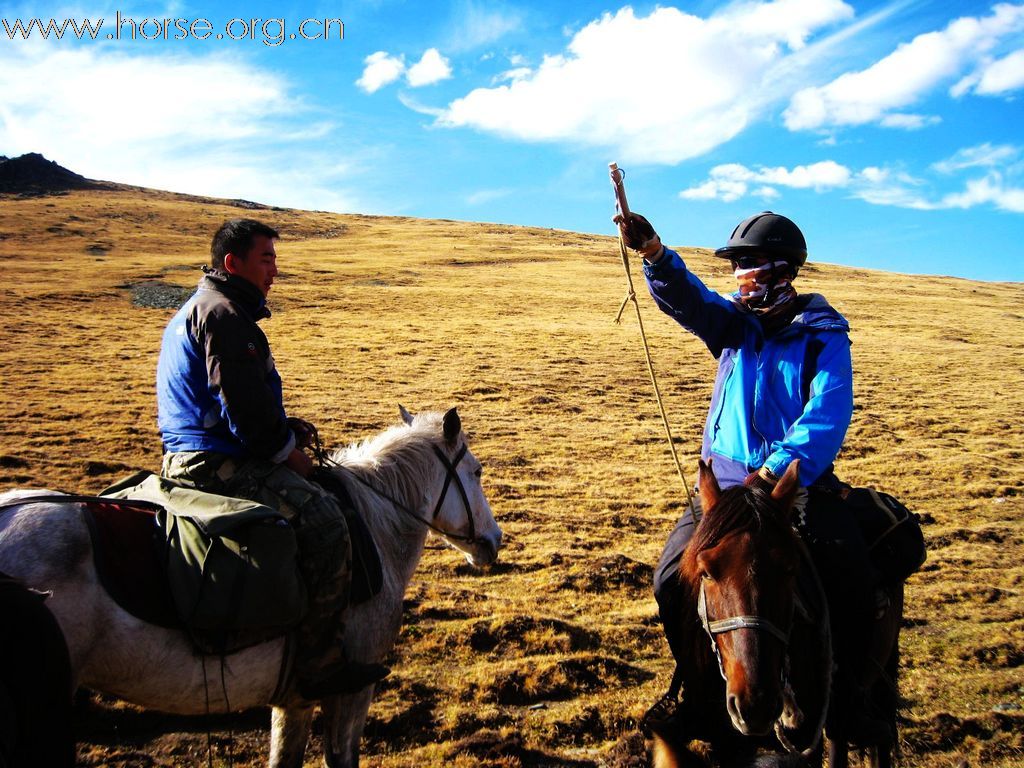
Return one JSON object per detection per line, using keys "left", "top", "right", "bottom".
{"left": 330, "top": 412, "right": 449, "bottom": 516}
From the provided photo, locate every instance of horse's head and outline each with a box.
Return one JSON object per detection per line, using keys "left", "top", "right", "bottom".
{"left": 681, "top": 460, "right": 803, "bottom": 737}
{"left": 399, "top": 405, "right": 502, "bottom": 567}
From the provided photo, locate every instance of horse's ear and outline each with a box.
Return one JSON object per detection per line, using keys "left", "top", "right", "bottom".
{"left": 771, "top": 460, "right": 801, "bottom": 510}
{"left": 442, "top": 407, "right": 462, "bottom": 445}
{"left": 399, "top": 405, "right": 414, "bottom": 426}
{"left": 698, "top": 459, "right": 721, "bottom": 512}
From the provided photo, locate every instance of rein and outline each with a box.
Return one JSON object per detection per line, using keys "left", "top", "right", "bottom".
{"left": 311, "top": 429, "right": 482, "bottom": 546}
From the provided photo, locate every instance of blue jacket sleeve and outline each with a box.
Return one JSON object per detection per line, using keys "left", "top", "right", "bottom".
{"left": 762, "top": 331, "right": 853, "bottom": 485}
{"left": 643, "top": 248, "right": 744, "bottom": 358}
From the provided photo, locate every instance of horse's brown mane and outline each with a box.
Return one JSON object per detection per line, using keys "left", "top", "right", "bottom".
{"left": 681, "top": 486, "right": 796, "bottom": 579}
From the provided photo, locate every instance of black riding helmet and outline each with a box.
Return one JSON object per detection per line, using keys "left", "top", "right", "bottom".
{"left": 714, "top": 211, "right": 807, "bottom": 270}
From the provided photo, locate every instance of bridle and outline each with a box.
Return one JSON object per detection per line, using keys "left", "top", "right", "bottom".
{"left": 697, "top": 576, "right": 792, "bottom": 681}
{"left": 313, "top": 430, "right": 482, "bottom": 546}
{"left": 693, "top": 488, "right": 828, "bottom": 757}
{"left": 429, "top": 443, "right": 476, "bottom": 543}
{"left": 696, "top": 488, "right": 793, "bottom": 672}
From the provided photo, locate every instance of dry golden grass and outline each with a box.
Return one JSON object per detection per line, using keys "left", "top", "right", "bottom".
{"left": 0, "top": 187, "right": 1022, "bottom": 767}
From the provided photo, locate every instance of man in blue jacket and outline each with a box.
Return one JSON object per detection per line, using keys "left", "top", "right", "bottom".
{"left": 618, "top": 211, "right": 886, "bottom": 743}
{"left": 157, "top": 218, "right": 388, "bottom": 700}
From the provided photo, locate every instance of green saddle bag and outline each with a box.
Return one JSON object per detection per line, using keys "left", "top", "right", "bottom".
{"left": 103, "top": 472, "right": 308, "bottom": 652}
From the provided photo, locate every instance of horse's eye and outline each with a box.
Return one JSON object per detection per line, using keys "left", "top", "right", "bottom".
{"left": 474, "top": 467, "right": 482, "bottom": 479}
{"left": 696, "top": 553, "right": 716, "bottom": 582}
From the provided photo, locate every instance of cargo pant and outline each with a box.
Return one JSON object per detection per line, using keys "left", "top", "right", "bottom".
{"left": 162, "top": 451, "right": 351, "bottom": 682}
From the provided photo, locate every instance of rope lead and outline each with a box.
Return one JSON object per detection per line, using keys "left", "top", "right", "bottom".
{"left": 610, "top": 163, "right": 698, "bottom": 521}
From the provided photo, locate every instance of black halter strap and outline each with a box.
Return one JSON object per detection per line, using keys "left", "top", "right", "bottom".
{"left": 431, "top": 443, "right": 475, "bottom": 543}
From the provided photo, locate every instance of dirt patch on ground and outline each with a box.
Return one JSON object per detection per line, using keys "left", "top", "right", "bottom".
{"left": 455, "top": 615, "right": 601, "bottom": 656}
{"left": 486, "top": 655, "right": 653, "bottom": 705}
{"left": 903, "top": 710, "right": 1024, "bottom": 764}
{"left": 556, "top": 554, "right": 654, "bottom": 593}
{"left": 124, "top": 281, "right": 195, "bottom": 309}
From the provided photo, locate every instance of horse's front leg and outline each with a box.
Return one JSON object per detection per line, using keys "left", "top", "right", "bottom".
{"left": 321, "top": 688, "right": 376, "bottom": 768}
{"left": 269, "top": 705, "right": 314, "bottom": 768}
{"left": 826, "top": 734, "right": 848, "bottom": 768}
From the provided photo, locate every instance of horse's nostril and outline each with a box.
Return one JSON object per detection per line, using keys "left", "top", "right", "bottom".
{"left": 726, "top": 694, "right": 742, "bottom": 722}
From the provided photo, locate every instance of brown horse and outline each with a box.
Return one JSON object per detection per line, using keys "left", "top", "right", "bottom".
{"left": 651, "top": 460, "right": 902, "bottom": 768}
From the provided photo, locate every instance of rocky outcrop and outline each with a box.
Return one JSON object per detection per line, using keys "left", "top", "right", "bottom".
{"left": 0, "top": 152, "right": 99, "bottom": 194}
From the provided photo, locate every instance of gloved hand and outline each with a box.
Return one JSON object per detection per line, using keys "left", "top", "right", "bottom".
{"left": 613, "top": 212, "right": 662, "bottom": 259}
{"left": 287, "top": 417, "right": 317, "bottom": 450}
{"left": 744, "top": 465, "right": 778, "bottom": 495}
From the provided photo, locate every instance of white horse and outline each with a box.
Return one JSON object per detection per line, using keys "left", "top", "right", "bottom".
{"left": 0, "top": 407, "right": 502, "bottom": 768}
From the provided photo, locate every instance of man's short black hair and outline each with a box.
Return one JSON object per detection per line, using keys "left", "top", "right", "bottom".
{"left": 210, "top": 219, "right": 280, "bottom": 270}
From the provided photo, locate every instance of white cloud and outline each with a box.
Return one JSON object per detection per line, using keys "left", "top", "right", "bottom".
{"left": 0, "top": 44, "right": 363, "bottom": 212}
{"left": 406, "top": 48, "right": 452, "bottom": 87}
{"left": 975, "top": 48, "right": 1024, "bottom": 94}
{"left": 438, "top": 2, "right": 854, "bottom": 164}
{"left": 952, "top": 48, "right": 1024, "bottom": 96}
{"left": 396, "top": 91, "right": 446, "bottom": 117}
{"left": 495, "top": 67, "right": 532, "bottom": 84}
{"left": 359, "top": 48, "right": 453, "bottom": 92}
{"left": 879, "top": 113, "right": 941, "bottom": 129}
{"left": 851, "top": 166, "right": 1024, "bottom": 212}
{"left": 466, "top": 187, "right": 513, "bottom": 205}
{"left": 680, "top": 178, "right": 748, "bottom": 203}
{"left": 682, "top": 157, "right": 1024, "bottom": 214}
{"left": 851, "top": 168, "right": 934, "bottom": 209}
{"left": 680, "top": 160, "right": 853, "bottom": 200}
{"left": 0, "top": 45, "right": 292, "bottom": 148}
{"left": 940, "top": 173, "right": 1024, "bottom": 212}
{"left": 356, "top": 51, "right": 405, "bottom": 93}
{"left": 932, "top": 143, "right": 1020, "bottom": 173}
{"left": 715, "top": 0, "right": 855, "bottom": 50}
{"left": 760, "top": 160, "right": 852, "bottom": 188}
{"left": 785, "top": 4, "right": 1024, "bottom": 130}
{"left": 754, "top": 186, "right": 782, "bottom": 199}
{"left": 446, "top": 0, "right": 523, "bottom": 51}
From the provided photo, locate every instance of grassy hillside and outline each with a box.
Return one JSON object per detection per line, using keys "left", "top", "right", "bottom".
{"left": 0, "top": 186, "right": 1021, "bottom": 767}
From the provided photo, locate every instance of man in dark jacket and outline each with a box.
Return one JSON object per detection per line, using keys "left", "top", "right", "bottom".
{"left": 617, "top": 211, "right": 887, "bottom": 744}
{"left": 156, "top": 218, "right": 387, "bottom": 700}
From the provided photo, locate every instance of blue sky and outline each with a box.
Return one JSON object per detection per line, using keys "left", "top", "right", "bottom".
{"left": 2, "top": 1, "right": 1022, "bottom": 281}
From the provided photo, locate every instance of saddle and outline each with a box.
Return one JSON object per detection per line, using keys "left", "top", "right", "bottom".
{"left": 81, "top": 497, "right": 178, "bottom": 628}
{"left": 79, "top": 472, "right": 383, "bottom": 651}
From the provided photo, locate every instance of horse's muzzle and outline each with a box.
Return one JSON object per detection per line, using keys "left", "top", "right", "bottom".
{"left": 468, "top": 530, "right": 502, "bottom": 567}
{"left": 727, "top": 690, "right": 783, "bottom": 737}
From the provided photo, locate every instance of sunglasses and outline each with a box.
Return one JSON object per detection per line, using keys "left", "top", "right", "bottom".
{"left": 731, "top": 255, "right": 771, "bottom": 270}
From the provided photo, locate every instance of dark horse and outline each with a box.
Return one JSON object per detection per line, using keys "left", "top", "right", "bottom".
{"left": 0, "top": 571, "right": 75, "bottom": 768}
{"left": 650, "top": 461, "right": 903, "bottom": 768}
